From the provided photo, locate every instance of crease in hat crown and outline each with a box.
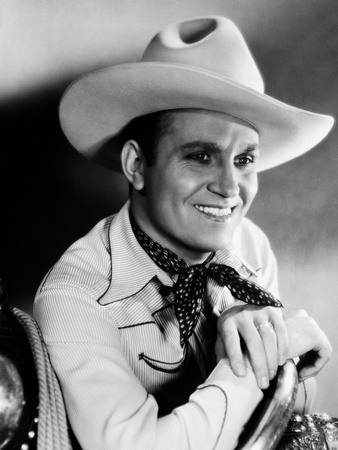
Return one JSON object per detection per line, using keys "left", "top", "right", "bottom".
{"left": 59, "top": 15, "right": 334, "bottom": 172}
{"left": 142, "top": 16, "right": 265, "bottom": 93}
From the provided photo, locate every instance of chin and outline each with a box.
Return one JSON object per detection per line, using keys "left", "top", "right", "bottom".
{"left": 207, "top": 232, "right": 234, "bottom": 248}
{"left": 193, "top": 238, "right": 233, "bottom": 254}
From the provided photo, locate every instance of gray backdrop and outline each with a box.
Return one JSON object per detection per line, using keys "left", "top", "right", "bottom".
{"left": 1, "top": 0, "right": 337, "bottom": 415}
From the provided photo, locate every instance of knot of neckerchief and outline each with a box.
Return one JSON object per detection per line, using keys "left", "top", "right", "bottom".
{"left": 130, "top": 215, "right": 283, "bottom": 347}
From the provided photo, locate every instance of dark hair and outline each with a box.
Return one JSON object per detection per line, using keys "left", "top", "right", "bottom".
{"left": 121, "top": 110, "right": 176, "bottom": 166}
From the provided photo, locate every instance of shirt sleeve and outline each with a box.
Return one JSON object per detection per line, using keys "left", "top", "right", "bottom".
{"left": 34, "top": 283, "right": 263, "bottom": 450}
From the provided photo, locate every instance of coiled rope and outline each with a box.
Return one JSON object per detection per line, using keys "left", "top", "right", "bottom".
{"left": 13, "top": 308, "right": 72, "bottom": 450}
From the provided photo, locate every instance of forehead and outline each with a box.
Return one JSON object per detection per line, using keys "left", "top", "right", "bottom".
{"left": 159, "top": 109, "right": 259, "bottom": 149}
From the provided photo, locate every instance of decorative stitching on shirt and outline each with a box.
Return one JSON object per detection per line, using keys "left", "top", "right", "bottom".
{"left": 97, "top": 277, "right": 156, "bottom": 305}
{"left": 196, "top": 384, "right": 228, "bottom": 450}
{"left": 138, "top": 346, "right": 188, "bottom": 373}
{"left": 118, "top": 321, "right": 157, "bottom": 330}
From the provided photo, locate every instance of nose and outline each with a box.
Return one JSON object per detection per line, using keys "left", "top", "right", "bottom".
{"left": 207, "top": 164, "right": 240, "bottom": 198}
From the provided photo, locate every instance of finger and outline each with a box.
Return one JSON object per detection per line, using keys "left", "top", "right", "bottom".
{"left": 215, "top": 335, "right": 226, "bottom": 362}
{"left": 240, "top": 322, "right": 270, "bottom": 389}
{"left": 298, "top": 337, "right": 333, "bottom": 381}
{"left": 270, "top": 315, "right": 288, "bottom": 366}
{"left": 257, "top": 322, "right": 278, "bottom": 380}
{"left": 219, "top": 320, "right": 246, "bottom": 377}
{"left": 298, "top": 358, "right": 324, "bottom": 381}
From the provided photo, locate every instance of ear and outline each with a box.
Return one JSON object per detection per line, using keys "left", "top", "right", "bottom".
{"left": 121, "top": 140, "right": 146, "bottom": 191}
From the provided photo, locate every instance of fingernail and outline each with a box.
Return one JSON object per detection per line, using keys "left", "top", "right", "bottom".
{"left": 260, "top": 376, "right": 269, "bottom": 390}
{"left": 279, "top": 355, "right": 286, "bottom": 366}
{"left": 269, "top": 370, "right": 276, "bottom": 380}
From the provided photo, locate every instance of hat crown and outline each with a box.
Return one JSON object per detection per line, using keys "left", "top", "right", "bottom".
{"left": 142, "top": 16, "right": 265, "bottom": 93}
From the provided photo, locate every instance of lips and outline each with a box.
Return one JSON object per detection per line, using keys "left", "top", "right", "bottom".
{"left": 195, "top": 204, "right": 233, "bottom": 217}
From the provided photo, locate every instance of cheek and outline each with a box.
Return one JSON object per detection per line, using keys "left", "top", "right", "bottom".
{"left": 146, "top": 177, "right": 177, "bottom": 215}
{"left": 145, "top": 165, "right": 206, "bottom": 216}
{"left": 157, "top": 176, "right": 196, "bottom": 204}
{"left": 242, "top": 175, "right": 258, "bottom": 204}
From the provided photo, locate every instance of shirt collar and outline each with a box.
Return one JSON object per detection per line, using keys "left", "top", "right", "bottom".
{"left": 103, "top": 201, "right": 258, "bottom": 304}
{"left": 214, "top": 246, "right": 258, "bottom": 279}
{"left": 103, "top": 201, "right": 172, "bottom": 304}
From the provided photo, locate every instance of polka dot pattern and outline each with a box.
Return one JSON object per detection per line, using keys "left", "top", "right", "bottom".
{"left": 131, "top": 215, "right": 282, "bottom": 347}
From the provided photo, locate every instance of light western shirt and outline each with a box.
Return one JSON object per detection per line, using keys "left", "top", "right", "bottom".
{"left": 34, "top": 201, "right": 300, "bottom": 450}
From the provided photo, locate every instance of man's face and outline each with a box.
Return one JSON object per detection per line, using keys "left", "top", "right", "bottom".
{"left": 132, "top": 110, "right": 259, "bottom": 263}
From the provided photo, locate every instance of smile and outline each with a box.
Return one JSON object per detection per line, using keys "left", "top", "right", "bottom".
{"left": 194, "top": 205, "right": 232, "bottom": 218}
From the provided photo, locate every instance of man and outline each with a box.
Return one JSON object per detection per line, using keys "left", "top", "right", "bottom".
{"left": 34, "top": 16, "right": 333, "bottom": 449}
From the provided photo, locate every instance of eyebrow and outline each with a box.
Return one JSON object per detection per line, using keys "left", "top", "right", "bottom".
{"left": 177, "top": 140, "right": 259, "bottom": 154}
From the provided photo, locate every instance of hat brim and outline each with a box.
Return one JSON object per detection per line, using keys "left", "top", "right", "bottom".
{"left": 59, "top": 62, "right": 334, "bottom": 172}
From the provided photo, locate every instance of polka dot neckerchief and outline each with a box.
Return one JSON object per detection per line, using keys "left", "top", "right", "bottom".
{"left": 130, "top": 215, "right": 283, "bottom": 348}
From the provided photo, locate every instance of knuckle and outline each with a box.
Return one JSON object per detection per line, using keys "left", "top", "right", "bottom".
{"left": 269, "top": 307, "right": 283, "bottom": 320}
{"left": 297, "top": 309, "right": 309, "bottom": 318}
{"left": 307, "top": 316, "right": 317, "bottom": 328}
{"left": 326, "top": 351, "right": 333, "bottom": 361}
{"left": 240, "top": 309, "right": 249, "bottom": 319}
{"left": 217, "top": 318, "right": 235, "bottom": 334}
{"left": 237, "top": 311, "right": 252, "bottom": 328}
{"left": 326, "top": 343, "right": 333, "bottom": 357}
{"left": 217, "top": 314, "right": 230, "bottom": 327}
{"left": 258, "top": 325, "right": 275, "bottom": 337}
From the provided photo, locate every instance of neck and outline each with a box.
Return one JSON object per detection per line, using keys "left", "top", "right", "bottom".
{"left": 174, "top": 249, "right": 213, "bottom": 266}
{"left": 130, "top": 205, "right": 213, "bottom": 266}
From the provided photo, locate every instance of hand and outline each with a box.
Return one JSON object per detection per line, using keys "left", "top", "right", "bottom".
{"left": 216, "top": 304, "right": 288, "bottom": 390}
{"left": 284, "top": 309, "right": 332, "bottom": 382}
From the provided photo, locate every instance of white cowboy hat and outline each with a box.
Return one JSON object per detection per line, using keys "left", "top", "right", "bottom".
{"left": 59, "top": 16, "right": 334, "bottom": 172}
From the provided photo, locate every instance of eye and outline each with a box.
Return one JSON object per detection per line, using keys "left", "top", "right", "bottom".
{"left": 234, "top": 154, "right": 256, "bottom": 166}
{"left": 188, "top": 153, "right": 211, "bottom": 162}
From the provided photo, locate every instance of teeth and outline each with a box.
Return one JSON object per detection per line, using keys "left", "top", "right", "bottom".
{"left": 195, "top": 205, "right": 232, "bottom": 217}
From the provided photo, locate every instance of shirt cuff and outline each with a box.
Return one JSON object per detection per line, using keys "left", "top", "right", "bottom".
{"left": 200, "top": 358, "right": 264, "bottom": 448}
